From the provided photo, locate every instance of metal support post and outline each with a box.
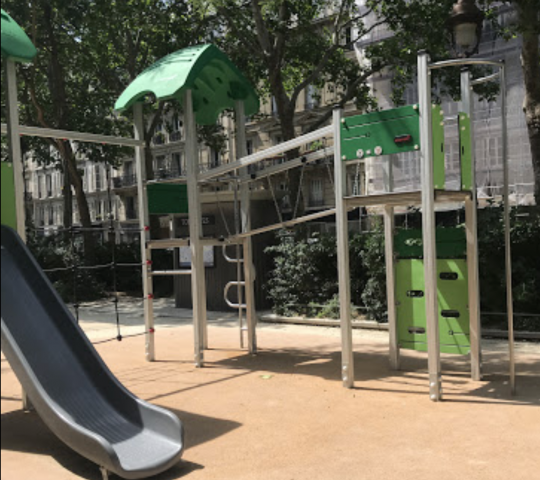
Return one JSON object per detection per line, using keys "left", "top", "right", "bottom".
{"left": 333, "top": 107, "right": 355, "bottom": 389}
{"left": 500, "top": 65, "right": 516, "bottom": 394}
{"left": 100, "top": 467, "right": 110, "bottom": 480}
{"left": 384, "top": 206, "right": 400, "bottom": 370}
{"left": 5, "top": 59, "right": 26, "bottom": 241}
{"left": 133, "top": 103, "right": 155, "bottom": 362}
{"left": 184, "top": 90, "right": 207, "bottom": 366}
{"left": 6, "top": 58, "right": 30, "bottom": 409}
{"left": 235, "top": 101, "right": 257, "bottom": 354}
{"left": 461, "top": 69, "right": 482, "bottom": 381}
{"left": 418, "top": 52, "right": 442, "bottom": 401}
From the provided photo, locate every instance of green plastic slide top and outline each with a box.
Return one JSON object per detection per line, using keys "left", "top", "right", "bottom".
{"left": 1, "top": 9, "right": 37, "bottom": 63}
{"left": 1, "top": 163, "right": 18, "bottom": 230}
{"left": 115, "top": 44, "right": 259, "bottom": 125}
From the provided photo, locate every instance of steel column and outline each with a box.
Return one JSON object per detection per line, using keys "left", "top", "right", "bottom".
{"left": 461, "top": 69, "right": 483, "bottom": 381}
{"left": 384, "top": 206, "right": 400, "bottom": 370}
{"left": 500, "top": 65, "right": 516, "bottom": 394}
{"left": 235, "top": 101, "right": 257, "bottom": 354}
{"left": 133, "top": 103, "right": 155, "bottom": 361}
{"left": 418, "top": 52, "right": 442, "bottom": 401}
{"left": 333, "top": 107, "right": 355, "bottom": 389}
{"left": 184, "top": 90, "right": 208, "bottom": 366}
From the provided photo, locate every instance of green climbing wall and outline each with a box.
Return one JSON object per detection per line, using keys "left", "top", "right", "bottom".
{"left": 395, "top": 228, "right": 471, "bottom": 355}
{"left": 1, "top": 162, "right": 17, "bottom": 230}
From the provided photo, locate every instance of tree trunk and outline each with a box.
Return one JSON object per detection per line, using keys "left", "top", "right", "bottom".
{"left": 517, "top": 1, "right": 540, "bottom": 205}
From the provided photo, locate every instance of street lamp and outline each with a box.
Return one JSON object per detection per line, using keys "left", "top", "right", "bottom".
{"left": 448, "top": 0, "right": 485, "bottom": 57}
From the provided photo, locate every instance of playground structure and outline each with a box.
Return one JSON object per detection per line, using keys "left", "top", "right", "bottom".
{"left": 1, "top": 1, "right": 519, "bottom": 457}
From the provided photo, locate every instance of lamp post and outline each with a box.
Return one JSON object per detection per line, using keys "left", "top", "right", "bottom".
{"left": 448, "top": 0, "right": 485, "bottom": 57}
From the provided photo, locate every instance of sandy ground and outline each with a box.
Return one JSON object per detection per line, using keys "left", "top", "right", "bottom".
{"left": 1, "top": 299, "right": 539, "bottom": 480}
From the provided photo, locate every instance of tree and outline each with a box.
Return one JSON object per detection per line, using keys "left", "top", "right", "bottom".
{"left": 2, "top": 0, "right": 207, "bottom": 250}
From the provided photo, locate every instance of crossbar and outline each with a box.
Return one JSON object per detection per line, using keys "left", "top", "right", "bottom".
{"left": 199, "top": 125, "right": 333, "bottom": 182}
{"left": 235, "top": 208, "right": 337, "bottom": 239}
{"left": 0, "top": 123, "right": 143, "bottom": 148}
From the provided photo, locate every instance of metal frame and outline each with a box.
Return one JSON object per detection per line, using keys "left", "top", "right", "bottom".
{"left": 235, "top": 100, "right": 258, "bottom": 354}
{"left": 133, "top": 103, "right": 155, "bottom": 362}
{"left": 333, "top": 107, "right": 355, "bottom": 389}
{"left": 461, "top": 69, "right": 482, "bottom": 382}
{"left": 419, "top": 51, "right": 443, "bottom": 402}
{"left": 184, "top": 90, "right": 208, "bottom": 366}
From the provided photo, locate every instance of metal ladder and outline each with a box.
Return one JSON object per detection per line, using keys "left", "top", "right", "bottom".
{"left": 223, "top": 244, "right": 248, "bottom": 349}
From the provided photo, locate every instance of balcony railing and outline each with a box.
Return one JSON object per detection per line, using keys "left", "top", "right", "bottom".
{"left": 155, "top": 166, "right": 186, "bottom": 180}
{"left": 170, "top": 131, "right": 182, "bottom": 142}
{"left": 113, "top": 174, "right": 137, "bottom": 189}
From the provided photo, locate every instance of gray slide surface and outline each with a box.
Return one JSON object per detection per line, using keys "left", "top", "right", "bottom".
{"left": 1, "top": 226, "right": 184, "bottom": 479}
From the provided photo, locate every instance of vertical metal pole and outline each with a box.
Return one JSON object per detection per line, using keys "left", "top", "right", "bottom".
{"left": 384, "top": 206, "right": 400, "bottom": 370}
{"left": 418, "top": 52, "right": 442, "bottom": 401}
{"left": 5, "top": 59, "right": 26, "bottom": 242}
{"left": 185, "top": 90, "right": 207, "bottom": 367}
{"left": 461, "top": 69, "right": 482, "bottom": 382}
{"left": 6, "top": 58, "right": 31, "bottom": 410}
{"left": 133, "top": 103, "right": 155, "bottom": 362}
{"left": 235, "top": 100, "right": 257, "bottom": 354}
{"left": 500, "top": 65, "right": 516, "bottom": 395}
{"left": 333, "top": 107, "right": 354, "bottom": 389}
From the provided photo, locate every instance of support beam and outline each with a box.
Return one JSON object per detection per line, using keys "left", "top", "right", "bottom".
{"left": 185, "top": 90, "right": 208, "bottom": 365}
{"left": 461, "top": 69, "right": 482, "bottom": 382}
{"left": 418, "top": 51, "right": 442, "bottom": 402}
{"left": 100, "top": 467, "right": 110, "bottom": 480}
{"left": 236, "top": 101, "right": 257, "bottom": 354}
{"left": 0, "top": 123, "right": 143, "bottom": 148}
{"left": 333, "top": 107, "right": 355, "bottom": 389}
{"left": 384, "top": 206, "right": 400, "bottom": 370}
{"left": 500, "top": 65, "right": 516, "bottom": 395}
{"left": 133, "top": 104, "right": 155, "bottom": 362}
{"left": 199, "top": 125, "right": 333, "bottom": 182}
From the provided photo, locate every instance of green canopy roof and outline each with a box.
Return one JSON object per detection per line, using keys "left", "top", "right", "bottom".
{"left": 115, "top": 44, "right": 259, "bottom": 125}
{"left": 1, "top": 9, "right": 37, "bottom": 63}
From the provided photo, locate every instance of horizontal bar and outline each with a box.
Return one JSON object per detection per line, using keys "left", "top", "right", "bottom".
{"left": 236, "top": 208, "right": 337, "bottom": 238}
{"left": 199, "top": 125, "right": 333, "bottom": 182}
{"left": 240, "top": 149, "right": 330, "bottom": 184}
{"left": 471, "top": 72, "right": 501, "bottom": 86}
{"left": 345, "top": 190, "right": 472, "bottom": 208}
{"left": 147, "top": 237, "right": 241, "bottom": 250}
{"left": 1, "top": 123, "right": 144, "bottom": 148}
{"left": 429, "top": 58, "right": 504, "bottom": 71}
{"left": 150, "top": 270, "right": 192, "bottom": 277}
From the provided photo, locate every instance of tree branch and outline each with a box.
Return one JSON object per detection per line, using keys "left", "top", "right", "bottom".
{"left": 250, "top": 0, "right": 274, "bottom": 56}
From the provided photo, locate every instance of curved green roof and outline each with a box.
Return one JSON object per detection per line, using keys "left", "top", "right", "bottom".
{"left": 115, "top": 44, "right": 259, "bottom": 125}
{"left": 1, "top": 9, "right": 37, "bottom": 63}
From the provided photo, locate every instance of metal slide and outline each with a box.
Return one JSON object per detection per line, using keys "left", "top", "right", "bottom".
{"left": 0, "top": 226, "right": 184, "bottom": 479}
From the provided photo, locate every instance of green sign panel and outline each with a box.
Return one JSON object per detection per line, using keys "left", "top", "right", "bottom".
{"left": 341, "top": 105, "right": 421, "bottom": 161}
{"left": 1, "top": 162, "right": 17, "bottom": 230}
{"left": 396, "top": 258, "right": 471, "bottom": 355}
{"left": 459, "top": 112, "right": 473, "bottom": 191}
{"left": 147, "top": 184, "right": 188, "bottom": 215}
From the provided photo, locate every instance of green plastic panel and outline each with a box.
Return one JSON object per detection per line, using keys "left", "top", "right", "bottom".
{"left": 147, "top": 184, "right": 188, "bottom": 215}
{"left": 459, "top": 112, "right": 473, "bottom": 191}
{"left": 432, "top": 105, "right": 446, "bottom": 190}
{"left": 1, "top": 9, "right": 37, "bottom": 63}
{"left": 1, "top": 163, "right": 17, "bottom": 230}
{"left": 395, "top": 228, "right": 467, "bottom": 259}
{"left": 340, "top": 106, "right": 420, "bottom": 161}
{"left": 115, "top": 44, "right": 259, "bottom": 125}
{"left": 396, "top": 259, "right": 470, "bottom": 355}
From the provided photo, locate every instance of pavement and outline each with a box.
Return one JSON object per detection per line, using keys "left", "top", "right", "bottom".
{"left": 2, "top": 298, "right": 539, "bottom": 480}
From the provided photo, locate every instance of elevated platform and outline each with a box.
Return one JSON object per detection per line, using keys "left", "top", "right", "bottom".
{"left": 345, "top": 190, "right": 472, "bottom": 208}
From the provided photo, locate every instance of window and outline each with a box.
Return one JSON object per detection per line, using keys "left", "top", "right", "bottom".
{"left": 210, "top": 149, "right": 221, "bottom": 168}
{"left": 95, "top": 165, "right": 102, "bottom": 191}
{"left": 309, "top": 179, "right": 325, "bottom": 207}
{"left": 172, "top": 152, "right": 183, "bottom": 175}
{"left": 126, "top": 197, "right": 137, "bottom": 220}
{"left": 48, "top": 205, "right": 55, "bottom": 226}
{"left": 246, "top": 140, "right": 254, "bottom": 156}
{"left": 271, "top": 97, "right": 278, "bottom": 116}
{"left": 171, "top": 116, "right": 183, "bottom": 141}
{"left": 305, "top": 85, "right": 319, "bottom": 110}
{"left": 37, "top": 176, "right": 43, "bottom": 199}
